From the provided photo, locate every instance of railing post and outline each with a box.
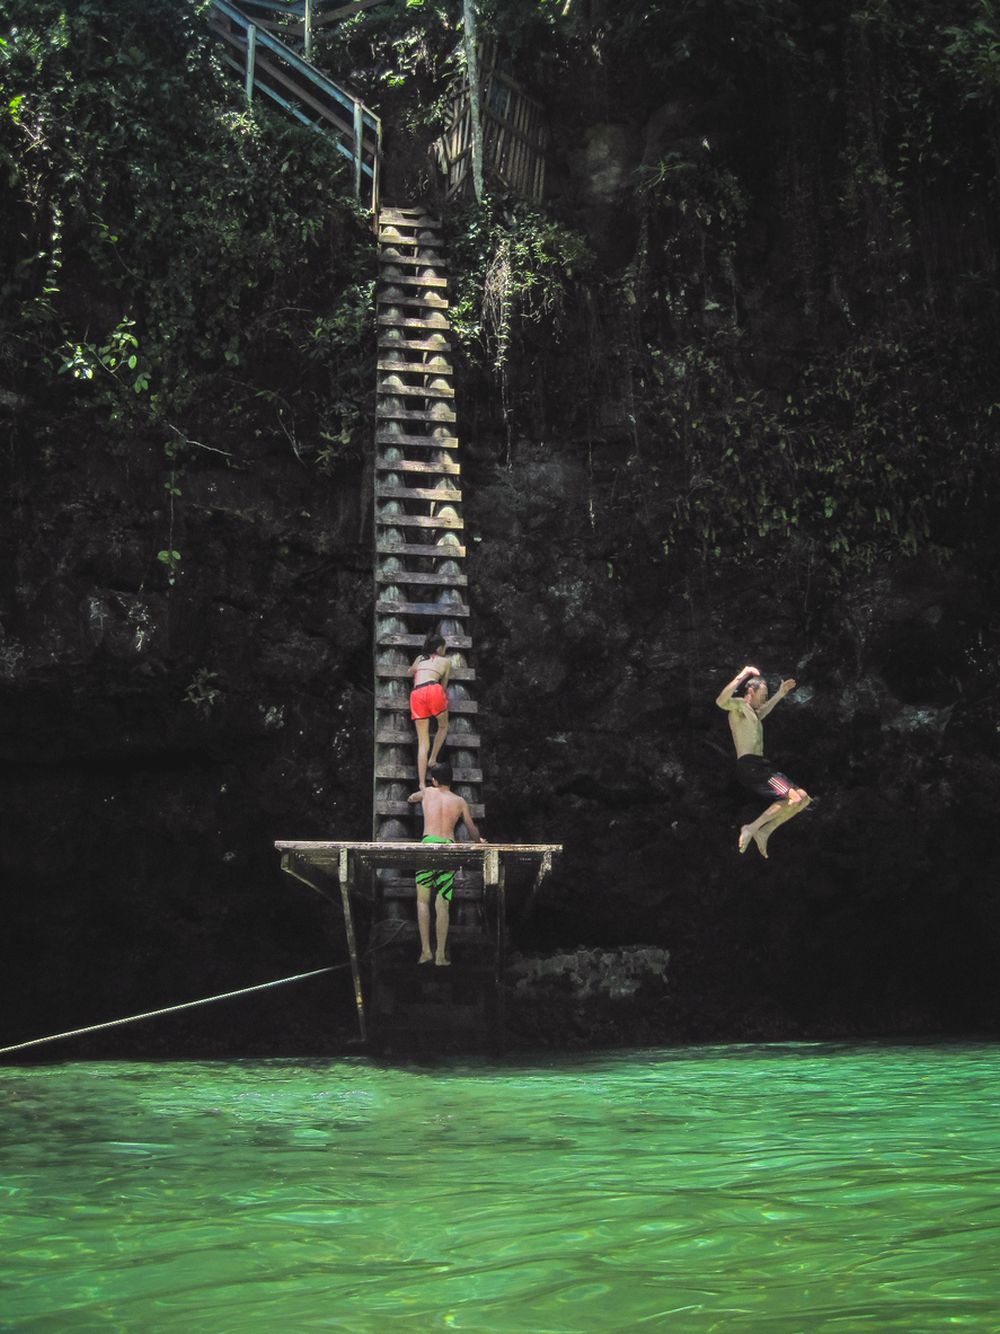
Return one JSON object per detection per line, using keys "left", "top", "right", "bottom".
{"left": 244, "top": 23, "right": 256, "bottom": 104}
{"left": 304, "top": 0, "right": 313, "bottom": 61}
{"left": 372, "top": 117, "right": 383, "bottom": 216}
{"left": 353, "top": 101, "right": 363, "bottom": 200}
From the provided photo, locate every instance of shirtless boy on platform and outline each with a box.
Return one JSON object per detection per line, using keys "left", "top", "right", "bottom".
{"left": 407, "top": 763, "right": 486, "bottom": 965}
{"left": 716, "top": 664, "right": 811, "bottom": 859}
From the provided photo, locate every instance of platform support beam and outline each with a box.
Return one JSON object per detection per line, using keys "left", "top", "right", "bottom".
{"left": 339, "top": 848, "right": 367, "bottom": 1041}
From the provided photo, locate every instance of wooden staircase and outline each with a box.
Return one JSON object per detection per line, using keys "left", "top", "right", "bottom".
{"left": 208, "top": 0, "right": 381, "bottom": 210}
{"left": 368, "top": 205, "right": 490, "bottom": 1047}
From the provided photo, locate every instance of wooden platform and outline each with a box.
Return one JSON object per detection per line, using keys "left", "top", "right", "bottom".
{"left": 275, "top": 840, "right": 560, "bottom": 1050}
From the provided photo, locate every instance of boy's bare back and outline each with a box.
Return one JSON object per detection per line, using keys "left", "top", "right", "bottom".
{"left": 420, "top": 785, "right": 471, "bottom": 839}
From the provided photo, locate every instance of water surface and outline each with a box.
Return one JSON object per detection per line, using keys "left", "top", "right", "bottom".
{"left": 2, "top": 1043, "right": 998, "bottom": 1330}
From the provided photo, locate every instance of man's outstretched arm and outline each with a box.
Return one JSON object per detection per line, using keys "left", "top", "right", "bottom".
{"left": 756, "top": 678, "right": 797, "bottom": 720}
{"left": 716, "top": 664, "right": 759, "bottom": 710}
{"left": 460, "top": 799, "right": 486, "bottom": 843}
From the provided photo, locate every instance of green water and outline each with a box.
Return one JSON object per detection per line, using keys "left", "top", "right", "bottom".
{"left": 2, "top": 1044, "right": 998, "bottom": 1332}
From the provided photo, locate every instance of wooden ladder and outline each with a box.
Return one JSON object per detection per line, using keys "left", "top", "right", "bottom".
{"left": 369, "top": 206, "right": 491, "bottom": 1047}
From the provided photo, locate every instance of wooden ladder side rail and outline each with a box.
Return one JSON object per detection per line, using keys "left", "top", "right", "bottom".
{"left": 280, "top": 849, "right": 367, "bottom": 1042}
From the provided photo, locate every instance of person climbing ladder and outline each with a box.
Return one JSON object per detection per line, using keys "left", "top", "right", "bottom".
{"left": 408, "top": 630, "right": 451, "bottom": 791}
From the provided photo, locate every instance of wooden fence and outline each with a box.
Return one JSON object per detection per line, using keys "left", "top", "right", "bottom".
{"left": 434, "top": 43, "right": 547, "bottom": 204}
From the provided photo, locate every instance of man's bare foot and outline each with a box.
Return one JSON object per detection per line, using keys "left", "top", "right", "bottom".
{"left": 434, "top": 956, "right": 451, "bottom": 967}
{"left": 738, "top": 826, "right": 753, "bottom": 854}
{"left": 753, "top": 832, "right": 770, "bottom": 859}
{"left": 418, "top": 951, "right": 432, "bottom": 965}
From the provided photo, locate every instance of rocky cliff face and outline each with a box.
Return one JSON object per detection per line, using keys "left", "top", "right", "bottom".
{"left": 3, "top": 404, "right": 998, "bottom": 1052}
{"left": 3, "top": 0, "right": 1000, "bottom": 1054}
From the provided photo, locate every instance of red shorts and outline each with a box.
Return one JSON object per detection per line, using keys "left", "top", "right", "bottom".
{"left": 410, "top": 682, "right": 448, "bottom": 720}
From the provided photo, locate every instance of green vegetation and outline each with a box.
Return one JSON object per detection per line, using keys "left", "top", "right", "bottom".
{"left": 447, "top": 199, "right": 592, "bottom": 373}
{"left": 2, "top": 0, "right": 998, "bottom": 580}
{"left": 1, "top": 0, "right": 373, "bottom": 465}
{"left": 593, "top": 0, "right": 1000, "bottom": 571}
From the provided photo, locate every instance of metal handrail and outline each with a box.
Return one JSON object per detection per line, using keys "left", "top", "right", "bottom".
{"left": 210, "top": 0, "right": 381, "bottom": 212}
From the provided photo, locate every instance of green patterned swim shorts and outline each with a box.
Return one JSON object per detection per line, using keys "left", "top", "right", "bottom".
{"left": 415, "top": 834, "right": 455, "bottom": 902}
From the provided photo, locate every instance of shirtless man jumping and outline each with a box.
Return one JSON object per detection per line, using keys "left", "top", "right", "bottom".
{"left": 716, "top": 664, "right": 811, "bottom": 859}
{"left": 407, "top": 763, "right": 486, "bottom": 965}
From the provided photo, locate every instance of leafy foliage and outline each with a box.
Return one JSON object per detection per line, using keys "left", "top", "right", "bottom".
{"left": 0, "top": 0, "right": 374, "bottom": 462}
{"left": 446, "top": 198, "right": 592, "bottom": 371}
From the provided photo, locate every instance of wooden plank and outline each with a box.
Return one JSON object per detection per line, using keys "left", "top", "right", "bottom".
{"left": 377, "top": 314, "right": 450, "bottom": 330}
{"left": 376, "top": 800, "right": 485, "bottom": 818}
{"left": 375, "top": 458, "right": 460, "bottom": 475}
{"left": 376, "top": 764, "right": 482, "bottom": 782}
{"left": 277, "top": 841, "right": 561, "bottom": 856}
{"left": 377, "top": 663, "right": 474, "bottom": 680}
{"left": 377, "top": 538, "right": 465, "bottom": 556}
{"left": 375, "top": 568, "right": 468, "bottom": 585}
{"left": 375, "top": 483, "right": 462, "bottom": 501}
{"left": 376, "top": 291, "right": 449, "bottom": 310}
{"left": 378, "top": 233, "right": 435, "bottom": 248}
{"left": 377, "top": 378, "right": 455, "bottom": 399}
{"left": 379, "top": 272, "right": 447, "bottom": 289}
{"left": 379, "top": 253, "right": 448, "bottom": 270}
{"left": 375, "top": 512, "right": 463, "bottom": 530}
{"left": 376, "top": 696, "right": 478, "bottom": 713}
{"left": 375, "top": 406, "right": 458, "bottom": 423}
{"left": 378, "top": 336, "right": 452, "bottom": 353}
{"left": 378, "top": 880, "right": 486, "bottom": 902}
{"left": 376, "top": 360, "right": 454, "bottom": 375}
{"left": 377, "top": 631, "right": 472, "bottom": 649}
{"left": 375, "top": 431, "right": 458, "bottom": 447}
{"left": 376, "top": 598, "right": 470, "bottom": 617}
{"left": 376, "top": 726, "right": 479, "bottom": 745}
{"left": 379, "top": 209, "right": 440, "bottom": 225}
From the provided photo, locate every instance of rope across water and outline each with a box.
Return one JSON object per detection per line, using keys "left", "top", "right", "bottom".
{"left": 0, "top": 966, "right": 338, "bottom": 1056}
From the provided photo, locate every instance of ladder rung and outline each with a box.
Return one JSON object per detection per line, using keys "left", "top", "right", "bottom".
{"left": 377, "top": 539, "right": 466, "bottom": 557}
{"left": 375, "top": 513, "right": 464, "bottom": 530}
{"left": 378, "top": 233, "right": 439, "bottom": 249}
{"left": 376, "top": 406, "right": 458, "bottom": 423}
{"left": 375, "top": 484, "right": 462, "bottom": 502}
{"left": 375, "top": 569, "right": 468, "bottom": 586}
{"left": 376, "top": 697, "right": 478, "bottom": 713}
{"left": 376, "top": 431, "right": 458, "bottom": 448}
{"left": 376, "top": 664, "right": 475, "bottom": 680}
{"left": 380, "top": 273, "right": 447, "bottom": 289}
{"left": 377, "top": 726, "right": 479, "bottom": 745}
{"left": 377, "top": 292, "right": 449, "bottom": 310}
{"left": 379, "top": 253, "right": 447, "bottom": 270}
{"left": 377, "top": 314, "right": 450, "bottom": 330}
{"left": 376, "top": 458, "right": 460, "bottom": 475}
{"left": 378, "top": 379, "right": 455, "bottom": 399}
{"left": 378, "top": 337, "right": 452, "bottom": 353}
{"left": 379, "top": 209, "right": 440, "bottom": 225}
{"left": 376, "top": 598, "right": 470, "bottom": 617}
{"left": 376, "top": 800, "right": 485, "bottom": 818}
{"left": 378, "top": 883, "right": 485, "bottom": 902}
{"left": 377, "top": 360, "right": 453, "bottom": 376}
{"left": 375, "top": 764, "right": 482, "bottom": 782}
